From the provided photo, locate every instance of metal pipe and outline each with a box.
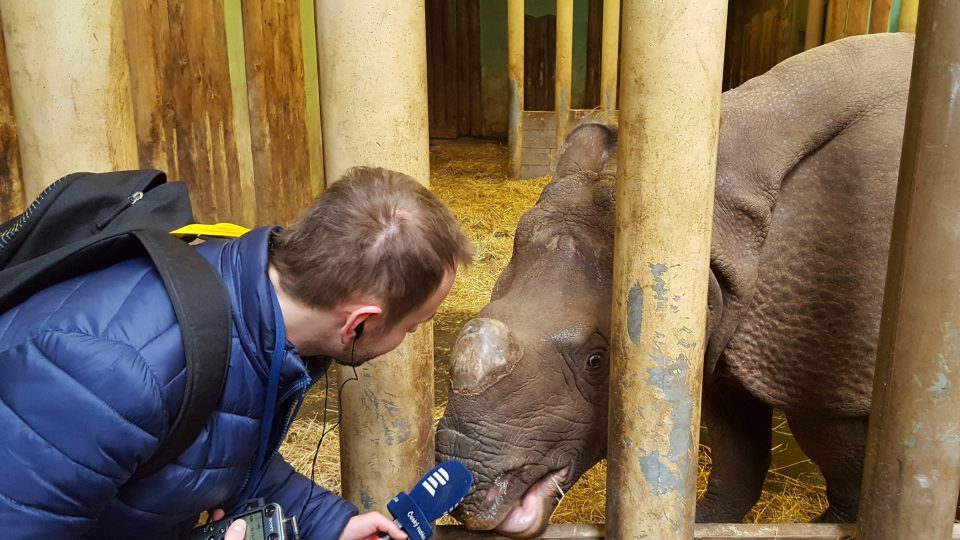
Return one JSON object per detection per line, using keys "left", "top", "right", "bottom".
{"left": 600, "top": 0, "right": 620, "bottom": 114}
{"left": 0, "top": 0, "right": 138, "bottom": 199}
{"left": 314, "top": 0, "right": 434, "bottom": 514}
{"left": 555, "top": 0, "right": 573, "bottom": 151}
{"left": 507, "top": 0, "right": 524, "bottom": 178}
{"left": 607, "top": 1, "right": 727, "bottom": 537}
{"left": 856, "top": 2, "right": 960, "bottom": 538}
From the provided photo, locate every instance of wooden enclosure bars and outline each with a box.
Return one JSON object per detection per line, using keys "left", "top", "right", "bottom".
{"left": 313, "top": 0, "right": 435, "bottom": 515}
{"left": 607, "top": 1, "right": 727, "bottom": 538}
{"left": 507, "top": 0, "right": 524, "bottom": 178}
{"left": 554, "top": 0, "right": 573, "bottom": 151}
{"left": 856, "top": 1, "right": 960, "bottom": 538}
{"left": 600, "top": 0, "right": 620, "bottom": 114}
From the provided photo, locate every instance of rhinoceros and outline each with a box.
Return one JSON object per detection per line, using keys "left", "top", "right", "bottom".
{"left": 436, "top": 32, "right": 917, "bottom": 537}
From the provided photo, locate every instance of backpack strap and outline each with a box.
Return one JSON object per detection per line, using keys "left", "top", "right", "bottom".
{"left": 131, "top": 229, "right": 232, "bottom": 479}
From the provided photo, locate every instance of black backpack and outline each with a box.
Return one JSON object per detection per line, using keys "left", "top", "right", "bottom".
{"left": 0, "top": 169, "right": 232, "bottom": 480}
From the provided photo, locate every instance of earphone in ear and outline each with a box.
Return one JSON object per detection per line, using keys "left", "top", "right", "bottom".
{"left": 355, "top": 321, "right": 365, "bottom": 339}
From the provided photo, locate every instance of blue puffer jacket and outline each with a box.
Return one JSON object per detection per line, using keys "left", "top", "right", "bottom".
{"left": 0, "top": 227, "right": 357, "bottom": 539}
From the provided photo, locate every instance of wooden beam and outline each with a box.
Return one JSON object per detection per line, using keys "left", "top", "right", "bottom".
{"left": 608, "top": 0, "right": 725, "bottom": 537}
{"left": 507, "top": 0, "right": 524, "bottom": 178}
{"left": 314, "top": 0, "right": 434, "bottom": 514}
{"left": 124, "top": 0, "right": 249, "bottom": 225}
{"left": 239, "top": 0, "right": 316, "bottom": 226}
{"left": 600, "top": 0, "right": 620, "bottom": 113}
{"left": 223, "top": 0, "right": 257, "bottom": 227}
{"left": 856, "top": 2, "right": 960, "bottom": 538}
{"left": 555, "top": 0, "right": 573, "bottom": 150}
{"left": 436, "top": 523, "right": 960, "bottom": 539}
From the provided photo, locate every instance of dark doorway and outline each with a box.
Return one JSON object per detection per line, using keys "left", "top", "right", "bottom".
{"left": 426, "top": 0, "right": 483, "bottom": 139}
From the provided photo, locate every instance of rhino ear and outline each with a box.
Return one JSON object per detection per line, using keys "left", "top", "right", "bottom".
{"left": 554, "top": 122, "right": 617, "bottom": 179}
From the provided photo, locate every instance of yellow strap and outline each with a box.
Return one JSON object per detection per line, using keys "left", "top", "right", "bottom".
{"left": 171, "top": 223, "right": 251, "bottom": 238}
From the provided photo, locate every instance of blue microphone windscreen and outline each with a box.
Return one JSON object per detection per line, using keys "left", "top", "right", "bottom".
{"left": 408, "top": 459, "right": 473, "bottom": 522}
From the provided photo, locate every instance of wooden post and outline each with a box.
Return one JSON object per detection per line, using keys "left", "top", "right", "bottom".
{"left": 898, "top": 0, "right": 919, "bottom": 32}
{"left": 314, "top": 0, "right": 434, "bottom": 514}
{"left": 600, "top": 0, "right": 620, "bottom": 114}
{"left": 607, "top": 1, "right": 726, "bottom": 538}
{"left": 555, "top": 0, "right": 573, "bottom": 151}
{"left": 507, "top": 0, "right": 524, "bottom": 178}
{"left": 805, "top": 0, "right": 826, "bottom": 50}
{"left": 856, "top": 2, "right": 960, "bottom": 538}
{"left": 0, "top": 0, "right": 138, "bottom": 199}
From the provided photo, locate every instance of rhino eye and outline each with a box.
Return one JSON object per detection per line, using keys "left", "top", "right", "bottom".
{"left": 586, "top": 351, "right": 604, "bottom": 370}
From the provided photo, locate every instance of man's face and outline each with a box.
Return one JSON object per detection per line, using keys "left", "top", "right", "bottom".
{"left": 338, "top": 268, "right": 456, "bottom": 366}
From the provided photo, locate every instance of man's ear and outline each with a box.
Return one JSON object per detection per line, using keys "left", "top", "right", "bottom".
{"left": 340, "top": 305, "right": 382, "bottom": 345}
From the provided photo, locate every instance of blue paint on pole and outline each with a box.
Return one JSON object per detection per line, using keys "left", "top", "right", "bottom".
{"left": 639, "top": 451, "right": 681, "bottom": 496}
{"left": 651, "top": 263, "right": 668, "bottom": 300}
{"left": 627, "top": 283, "right": 644, "bottom": 343}
{"left": 645, "top": 352, "right": 694, "bottom": 495}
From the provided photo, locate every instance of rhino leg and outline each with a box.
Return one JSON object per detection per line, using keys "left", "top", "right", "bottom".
{"left": 786, "top": 414, "right": 867, "bottom": 523}
{"left": 697, "top": 372, "right": 773, "bottom": 522}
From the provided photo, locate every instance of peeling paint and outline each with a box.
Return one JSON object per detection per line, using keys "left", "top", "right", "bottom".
{"left": 927, "top": 372, "right": 950, "bottom": 393}
{"left": 627, "top": 283, "right": 644, "bottom": 344}
{"left": 639, "top": 451, "right": 681, "bottom": 496}
{"left": 391, "top": 418, "right": 412, "bottom": 444}
{"left": 360, "top": 488, "right": 375, "bottom": 511}
{"left": 650, "top": 263, "right": 668, "bottom": 301}
{"left": 648, "top": 353, "right": 693, "bottom": 465}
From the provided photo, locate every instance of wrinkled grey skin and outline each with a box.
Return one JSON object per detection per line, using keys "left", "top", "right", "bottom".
{"left": 436, "top": 33, "right": 916, "bottom": 537}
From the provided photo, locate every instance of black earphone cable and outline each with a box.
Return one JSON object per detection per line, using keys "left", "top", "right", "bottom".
{"left": 299, "top": 335, "right": 360, "bottom": 521}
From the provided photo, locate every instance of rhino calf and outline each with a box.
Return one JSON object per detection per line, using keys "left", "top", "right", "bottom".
{"left": 436, "top": 32, "right": 918, "bottom": 537}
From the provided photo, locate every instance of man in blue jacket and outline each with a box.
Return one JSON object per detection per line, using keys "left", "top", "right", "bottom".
{"left": 0, "top": 167, "right": 473, "bottom": 539}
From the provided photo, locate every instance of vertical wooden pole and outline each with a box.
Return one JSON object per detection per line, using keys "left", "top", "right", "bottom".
{"left": 0, "top": 0, "right": 137, "bottom": 199}
{"left": 314, "top": 0, "right": 433, "bottom": 514}
{"left": 223, "top": 0, "right": 258, "bottom": 227}
{"left": 856, "top": 2, "right": 960, "bottom": 538}
{"left": 869, "top": 0, "right": 895, "bottom": 34}
{"left": 507, "top": 0, "right": 524, "bottom": 178}
{"left": 298, "top": 0, "right": 324, "bottom": 199}
{"left": 805, "top": 0, "right": 826, "bottom": 49}
{"left": 607, "top": 1, "right": 726, "bottom": 538}
{"left": 555, "top": 0, "right": 573, "bottom": 151}
{"left": 600, "top": 0, "right": 620, "bottom": 114}
{"left": 898, "top": 0, "right": 918, "bottom": 31}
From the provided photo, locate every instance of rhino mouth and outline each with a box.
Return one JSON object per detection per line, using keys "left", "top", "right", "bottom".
{"left": 486, "top": 466, "right": 571, "bottom": 538}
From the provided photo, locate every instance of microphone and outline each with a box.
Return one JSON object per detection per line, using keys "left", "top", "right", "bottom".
{"left": 372, "top": 459, "right": 473, "bottom": 540}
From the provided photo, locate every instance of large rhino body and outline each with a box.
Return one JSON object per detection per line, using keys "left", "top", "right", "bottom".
{"left": 436, "top": 32, "right": 917, "bottom": 537}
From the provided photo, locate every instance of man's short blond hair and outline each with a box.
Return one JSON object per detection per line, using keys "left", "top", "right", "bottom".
{"left": 270, "top": 167, "right": 473, "bottom": 325}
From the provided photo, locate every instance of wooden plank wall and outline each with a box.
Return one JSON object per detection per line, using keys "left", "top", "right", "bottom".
{"left": 0, "top": 19, "right": 22, "bottom": 223}
{"left": 825, "top": 0, "right": 873, "bottom": 42}
{"left": 524, "top": 14, "right": 557, "bottom": 112}
{"left": 426, "top": 0, "right": 482, "bottom": 139}
{"left": 723, "top": 0, "right": 800, "bottom": 90}
{"left": 122, "top": 0, "right": 318, "bottom": 227}
{"left": 722, "top": 0, "right": 893, "bottom": 90}
{"left": 0, "top": 1, "right": 319, "bottom": 227}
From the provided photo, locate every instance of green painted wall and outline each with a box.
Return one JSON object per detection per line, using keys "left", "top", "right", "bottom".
{"left": 479, "top": 0, "right": 590, "bottom": 138}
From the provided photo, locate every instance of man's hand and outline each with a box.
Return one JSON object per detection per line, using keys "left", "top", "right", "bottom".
{"left": 209, "top": 509, "right": 247, "bottom": 540}
{"left": 339, "top": 511, "right": 407, "bottom": 540}
{"left": 224, "top": 519, "right": 247, "bottom": 540}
